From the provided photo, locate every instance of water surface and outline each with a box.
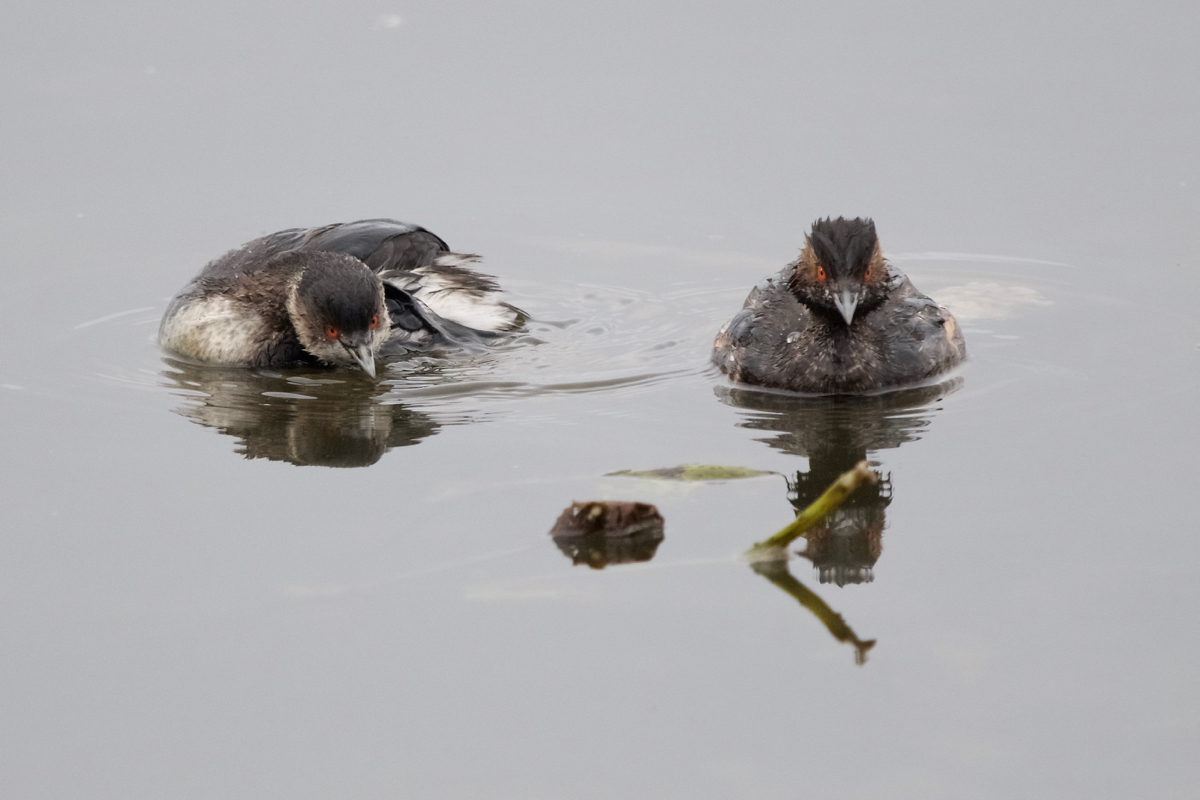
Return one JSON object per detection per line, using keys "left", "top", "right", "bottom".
{"left": 1, "top": 2, "right": 1198, "bottom": 798}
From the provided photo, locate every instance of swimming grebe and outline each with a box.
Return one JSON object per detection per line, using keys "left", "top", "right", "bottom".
{"left": 713, "top": 217, "right": 965, "bottom": 393}
{"left": 159, "top": 219, "right": 525, "bottom": 376}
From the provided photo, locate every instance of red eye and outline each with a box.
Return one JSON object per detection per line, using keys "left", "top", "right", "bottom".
{"left": 324, "top": 324, "right": 339, "bottom": 340}
{"left": 816, "top": 265, "right": 827, "bottom": 282}
{"left": 864, "top": 265, "right": 872, "bottom": 280}
{"left": 368, "top": 314, "right": 379, "bottom": 330}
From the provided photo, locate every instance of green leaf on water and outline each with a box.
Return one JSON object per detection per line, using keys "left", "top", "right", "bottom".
{"left": 607, "top": 464, "right": 776, "bottom": 481}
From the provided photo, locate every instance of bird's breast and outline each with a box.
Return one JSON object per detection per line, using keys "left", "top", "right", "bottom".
{"left": 159, "top": 294, "right": 278, "bottom": 365}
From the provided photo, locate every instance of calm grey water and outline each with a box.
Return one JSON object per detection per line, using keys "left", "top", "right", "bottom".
{"left": 2, "top": 2, "right": 1198, "bottom": 798}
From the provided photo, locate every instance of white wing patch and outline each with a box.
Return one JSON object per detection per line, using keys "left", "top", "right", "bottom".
{"left": 406, "top": 255, "right": 521, "bottom": 333}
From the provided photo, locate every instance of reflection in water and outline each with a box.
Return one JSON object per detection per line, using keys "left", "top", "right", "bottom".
{"left": 549, "top": 501, "right": 665, "bottom": 569}
{"left": 722, "top": 380, "right": 959, "bottom": 664}
{"left": 719, "top": 379, "right": 960, "bottom": 584}
{"left": 161, "top": 359, "right": 441, "bottom": 467}
{"left": 749, "top": 557, "right": 876, "bottom": 665}
{"left": 791, "top": 472, "right": 889, "bottom": 586}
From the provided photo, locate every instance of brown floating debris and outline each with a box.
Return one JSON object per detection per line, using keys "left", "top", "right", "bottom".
{"left": 550, "top": 501, "right": 665, "bottom": 569}
{"left": 550, "top": 501, "right": 664, "bottom": 538}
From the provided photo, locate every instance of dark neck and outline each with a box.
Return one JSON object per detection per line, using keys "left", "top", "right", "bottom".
{"left": 803, "top": 303, "right": 858, "bottom": 336}
{"left": 800, "top": 298, "right": 883, "bottom": 336}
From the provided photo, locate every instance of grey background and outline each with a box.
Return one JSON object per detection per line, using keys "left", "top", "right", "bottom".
{"left": 1, "top": 1, "right": 1198, "bottom": 798}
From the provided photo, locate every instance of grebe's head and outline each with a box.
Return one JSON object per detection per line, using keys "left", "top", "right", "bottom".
{"left": 788, "top": 217, "right": 889, "bottom": 326}
{"left": 285, "top": 252, "right": 389, "bottom": 376}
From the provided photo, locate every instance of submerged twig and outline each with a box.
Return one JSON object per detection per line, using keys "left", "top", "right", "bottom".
{"left": 743, "top": 460, "right": 881, "bottom": 664}
{"left": 748, "top": 460, "right": 878, "bottom": 553}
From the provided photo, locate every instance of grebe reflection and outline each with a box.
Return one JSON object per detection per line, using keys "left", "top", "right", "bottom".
{"left": 161, "top": 359, "right": 442, "bottom": 467}
{"left": 719, "top": 378, "right": 960, "bottom": 583}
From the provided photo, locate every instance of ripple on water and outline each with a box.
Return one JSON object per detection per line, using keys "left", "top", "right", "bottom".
{"left": 377, "top": 281, "right": 731, "bottom": 409}
{"left": 64, "top": 257, "right": 1080, "bottom": 453}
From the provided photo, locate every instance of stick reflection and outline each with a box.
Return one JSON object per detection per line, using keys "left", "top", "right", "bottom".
{"left": 722, "top": 378, "right": 961, "bottom": 663}
{"left": 749, "top": 557, "right": 876, "bottom": 665}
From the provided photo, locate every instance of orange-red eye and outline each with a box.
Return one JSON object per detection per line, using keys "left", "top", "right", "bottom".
{"left": 864, "top": 265, "right": 872, "bottom": 280}
{"left": 816, "top": 265, "right": 827, "bottom": 282}
{"left": 368, "top": 313, "right": 379, "bottom": 330}
{"left": 324, "top": 324, "right": 340, "bottom": 340}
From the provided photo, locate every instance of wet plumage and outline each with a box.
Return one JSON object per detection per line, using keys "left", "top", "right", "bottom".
{"left": 713, "top": 218, "right": 965, "bottom": 394}
{"left": 159, "top": 219, "right": 525, "bottom": 375}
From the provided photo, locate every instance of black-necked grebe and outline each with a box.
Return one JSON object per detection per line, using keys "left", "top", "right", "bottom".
{"left": 713, "top": 217, "right": 965, "bottom": 394}
{"left": 159, "top": 219, "right": 525, "bottom": 376}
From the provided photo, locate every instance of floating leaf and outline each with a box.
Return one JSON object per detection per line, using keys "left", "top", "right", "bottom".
{"left": 607, "top": 464, "right": 775, "bottom": 481}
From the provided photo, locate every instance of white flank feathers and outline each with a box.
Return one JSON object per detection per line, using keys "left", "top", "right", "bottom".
{"left": 159, "top": 296, "right": 267, "bottom": 363}
{"left": 405, "top": 256, "right": 520, "bottom": 333}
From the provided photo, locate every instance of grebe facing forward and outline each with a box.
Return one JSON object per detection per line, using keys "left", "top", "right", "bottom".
{"left": 713, "top": 217, "right": 965, "bottom": 394}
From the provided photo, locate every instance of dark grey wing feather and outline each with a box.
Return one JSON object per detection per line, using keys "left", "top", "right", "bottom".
{"left": 712, "top": 270, "right": 809, "bottom": 386}
{"left": 197, "top": 220, "right": 450, "bottom": 282}
{"left": 194, "top": 228, "right": 309, "bottom": 281}
{"left": 298, "top": 219, "right": 449, "bottom": 274}
{"left": 871, "top": 274, "right": 965, "bottom": 383}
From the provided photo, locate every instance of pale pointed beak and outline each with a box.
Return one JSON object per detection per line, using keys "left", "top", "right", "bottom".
{"left": 833, "top": 289, "right": 860, "bottom": 326}
{"left": 343, "top": 341, "right": 377, "bottom": 377}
